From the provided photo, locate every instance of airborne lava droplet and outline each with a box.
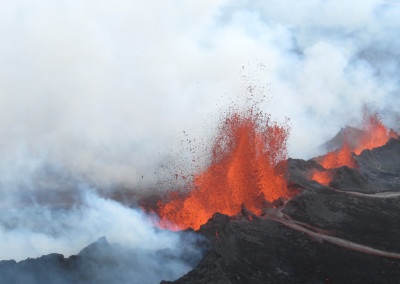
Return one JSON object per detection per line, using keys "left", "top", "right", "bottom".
{"left": 156, "top": 108, "right": 290, "bottom": 230}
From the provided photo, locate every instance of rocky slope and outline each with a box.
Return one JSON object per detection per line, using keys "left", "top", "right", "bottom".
{"left": 0, "top": 235, "right": 204, "bottom": 284}
{"left": 167, "top": 138, "right": 400, "bottom": 283}
{"left": 1, "top": 138, "right": 400, "bottom": 284}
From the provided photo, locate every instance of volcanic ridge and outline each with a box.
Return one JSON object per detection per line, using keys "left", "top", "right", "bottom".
{"left": 1, "top": 113, "right": 400, "bottom": 284}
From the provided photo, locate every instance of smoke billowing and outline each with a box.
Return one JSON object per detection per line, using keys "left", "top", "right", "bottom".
{"left": 1, "top": 0, "right": 400, "bottom": 282}
{"left": 0, "top": 1, "right": 399, "bottom": 190}
{"left": 0, "top": 191, "right": 205, "bottom": 283}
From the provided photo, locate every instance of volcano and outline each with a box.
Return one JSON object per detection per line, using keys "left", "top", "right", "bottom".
{"left": 162, "top": 136, "right": 400, "bottom": 283}
{"left": 2, "top": 123, "right": 400, "bottom": 283}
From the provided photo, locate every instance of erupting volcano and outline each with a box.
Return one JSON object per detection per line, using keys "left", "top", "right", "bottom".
{"left": 155, "top": 109, "right": 290, "bottom": 230}
{"left": 312, "top": 109, "right": 398, "bottom": 185}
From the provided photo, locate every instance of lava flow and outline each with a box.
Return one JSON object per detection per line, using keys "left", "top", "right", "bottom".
{"left": 155, "top": 109, "right": 290, "bottom": 230}
{"left": 312, "top": 110, "right": 398, "bottom": 185}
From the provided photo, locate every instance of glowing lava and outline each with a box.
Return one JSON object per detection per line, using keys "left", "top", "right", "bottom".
{"left": 312, "top": 110, "right": 398, "bottom": 186}
{"left": 156, "top": 110, "right": 290, "bottom": 230}
{"left": 353, "top": 111, "right": 398, "bottom": 155}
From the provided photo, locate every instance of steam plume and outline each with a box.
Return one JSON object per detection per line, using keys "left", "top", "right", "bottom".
{"left": 0, "top": 0, "right": 400, "bottom": 281}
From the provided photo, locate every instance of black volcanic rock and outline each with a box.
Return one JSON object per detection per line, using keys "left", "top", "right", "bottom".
{"left": 169, "top": 213, "right": 400, "bottom": 284}
{"left": 168, "top": 138, "right": 400, "bottom": 284}
{"left": 0, "top": 236, "right": 204, "bottom": 284}
{"left": 356, "top": 138, "right": 400, "bottom": 191}
{"left": 321, "top": 138, "right": 400, "bottom": 193}
{"left": 283, "top": 188, "right": 400, "bottom": 252}
{"left": 329, "top": 165, "right": 374, "bottom": 192}
{"left": 287, "top": 158, "right": 323, "bottom": 187}
{"left": 2, "top": 137, "right": 400, "bottom": 284}
{"left": 0, "top": 253, "right": 75, "bottom": 284}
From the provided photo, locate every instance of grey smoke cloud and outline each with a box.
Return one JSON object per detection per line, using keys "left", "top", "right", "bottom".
{"left": 0, "top": 191, "right": 182, "bottom": 258}
{"left": 0, "top": 190, "right": 204, "bottom": 283}
{"left": 0, "top": 1, "right": 400, "bottom": 278}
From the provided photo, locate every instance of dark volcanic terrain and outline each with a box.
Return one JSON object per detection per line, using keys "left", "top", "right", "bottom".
{"left": 0, "top": 235, "right": 204, "bottom": 284}
{"left": 166, "top": 138, "right": 400, "bottom": 283}
{"left": 1, "top": 138, "right": 400, "bottom": 283}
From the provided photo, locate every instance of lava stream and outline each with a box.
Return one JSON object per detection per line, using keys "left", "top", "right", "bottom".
{"left": 156, "top": 110, "right": 290, "bottom": 230}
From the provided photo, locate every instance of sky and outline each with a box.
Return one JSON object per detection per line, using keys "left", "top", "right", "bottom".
{"left": 0, "top": 0, "right": 400, "bottom": 272}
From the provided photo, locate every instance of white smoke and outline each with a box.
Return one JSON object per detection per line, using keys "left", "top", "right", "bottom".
{"left": 0, "top": 1, "right": 398, "bottom": 188}
{"left": 0, "top": 190, "right": 204, "bottom": 283}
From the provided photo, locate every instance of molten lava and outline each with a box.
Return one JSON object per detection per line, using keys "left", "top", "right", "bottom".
{"left": 312, "top": 111, "right": 398, "bottom": 186}
{"left": 353, "top": 112, "right": 398, "bottom": 155}
{"left": 156, "top": 110, "right": 290, "bottom": 230}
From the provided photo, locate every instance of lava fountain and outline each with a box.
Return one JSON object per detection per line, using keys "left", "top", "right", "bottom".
{"left": 312, "top": 109, "right": 398, "bottom": 185}
{"left": 155, "top": 109, "right": 290, "bottom": 230}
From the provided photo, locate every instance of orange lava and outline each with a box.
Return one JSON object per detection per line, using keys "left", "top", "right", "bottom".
{"left": 156, "top": 111, "right": 290, "bottom": 230}
{"left": 312, "top": 110, "right": 397, "bottom": 186}
{"left": 312, "top": 170, "right": 332, "bottom": 186}
{"left": 353, "top": 112, "right": 398, "bottom": 155}
{"left": 319, "top": 142, "right": 358, "bottom": 170}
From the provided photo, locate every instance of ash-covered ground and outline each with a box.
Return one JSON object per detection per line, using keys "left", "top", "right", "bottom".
{"left": 2, "top": 136, "right": 400, "bottom": 284}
